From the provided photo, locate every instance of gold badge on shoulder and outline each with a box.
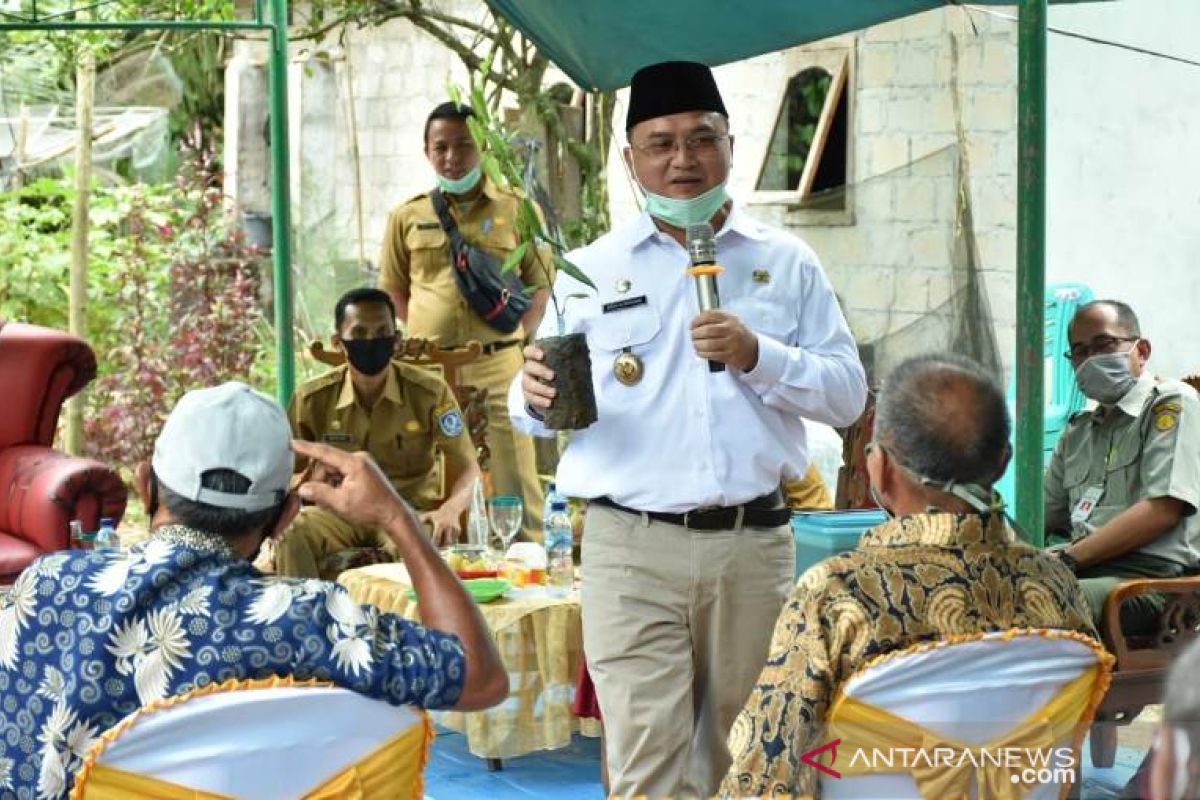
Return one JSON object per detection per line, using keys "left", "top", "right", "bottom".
{"left": 613, "top": 350, "right": 644, "bottom": 386}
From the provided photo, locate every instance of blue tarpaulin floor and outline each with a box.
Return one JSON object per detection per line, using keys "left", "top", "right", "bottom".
{"left": 425, "top": 730, "right": 605, "bottom": 800}
{"left": 424, "top": 728, "right": 1145, "bottom": 799}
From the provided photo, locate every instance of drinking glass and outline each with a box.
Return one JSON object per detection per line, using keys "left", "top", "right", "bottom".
{"left": 488, "top": 496, "right": 524, "bottom": 553}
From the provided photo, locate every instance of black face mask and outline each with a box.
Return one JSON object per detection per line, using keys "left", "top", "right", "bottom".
{"left": 342, "top": 336, "right": 395, "bottom": 376}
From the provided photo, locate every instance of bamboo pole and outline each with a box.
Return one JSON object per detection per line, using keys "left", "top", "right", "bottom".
{"left": 14, "top": 104, "right": 29, "bottom": 186}
{"left": 65, "top": 49, "right": 96, "bottom": 456}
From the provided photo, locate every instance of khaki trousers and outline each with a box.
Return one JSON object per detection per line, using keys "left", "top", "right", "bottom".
{"left": 581, "top": 504, "right": 795, "bottom": 799}
{"left": 1077, "top": 553, "right": 1185, "bottom": 635}
{"left": 460, "top": 345, "right": 545, "bottom": 541}
{"left": 275, "top": 507, "right": 399, "bottom": 579}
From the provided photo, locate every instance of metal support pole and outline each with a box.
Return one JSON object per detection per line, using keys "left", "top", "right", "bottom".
{"left": 1015, "top": 0, "right": 1047, "bottom": 544}
{"left": 268, "top": 0, "right": 296, "bottom": 406}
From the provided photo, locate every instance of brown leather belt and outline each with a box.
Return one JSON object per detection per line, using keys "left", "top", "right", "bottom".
{"left": 590, "top": 490, "right": 790, "bottom": 531}
{"left": 480, "top": 339, "right": 522, "bottom": 356}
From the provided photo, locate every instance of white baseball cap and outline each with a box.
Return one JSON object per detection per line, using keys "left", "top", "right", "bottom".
{"left": 152, "top": 382, "right": 294, "bottom": 511}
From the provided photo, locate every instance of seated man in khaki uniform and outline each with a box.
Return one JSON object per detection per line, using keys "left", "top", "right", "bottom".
{"left": 1045, "top": 299, "right": 1200, "bottom": 632}
{"left": 276, "top": 287, "right": 482, "bottom": 578}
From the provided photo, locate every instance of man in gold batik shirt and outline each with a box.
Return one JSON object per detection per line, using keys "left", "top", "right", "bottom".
{"left": 379, "top": 101, "right": 551, "bottom": 540}
{"left": 720, "top": 353, "right": 1095, "bottom": 799}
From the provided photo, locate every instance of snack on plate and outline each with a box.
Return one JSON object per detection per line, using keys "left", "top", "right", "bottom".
{"left": 444, "top": 545, "right": 499, "bottom": 578}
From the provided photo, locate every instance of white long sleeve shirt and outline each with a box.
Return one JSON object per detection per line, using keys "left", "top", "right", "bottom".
{"left": 508, "top": 205, "right": 866, "bottom": 513}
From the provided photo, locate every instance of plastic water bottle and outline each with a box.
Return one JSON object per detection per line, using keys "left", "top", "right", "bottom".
{"left": 542, "top": 482, "right": 564, "bottom": 532}
{"left": 467, "top": 477, "right": 490, "bottom": 548}
{"left": 544, "top": 500, "right": 574, "bottom": 597}
{"left": 94, "top": 517, "right": 119, "bottom": 552}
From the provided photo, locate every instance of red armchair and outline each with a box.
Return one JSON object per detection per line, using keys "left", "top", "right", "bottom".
{"left": 0, "top": 321, "right": 127, "bottom": 583}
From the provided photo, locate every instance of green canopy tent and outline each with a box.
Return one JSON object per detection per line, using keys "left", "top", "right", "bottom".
{"left": 488, "top": 0, "right": 1089, "bottom": 91}
{"left": 486, "top": 0, "right": 1093, "bottom": 542}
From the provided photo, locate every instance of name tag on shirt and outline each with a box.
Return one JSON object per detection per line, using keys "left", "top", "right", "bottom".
{"left": 602, "top": 295, "right": 648, "bottom": 314}
{"left": 416, "top": 221, "right": 441, "bottom": 231}
{"left": 1071, "top": 485, "right": 1104, "bottom": 525}
{"left": 322, "top": 433, "right": 353, "bottom": 444}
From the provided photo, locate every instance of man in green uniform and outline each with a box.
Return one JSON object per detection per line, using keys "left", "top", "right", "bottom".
{"left": 379, "top": 101, "right": 549, "bottom": 540}
{"left": 1045, "top": 299, "right": 1200, "bottom": 632}
{"left": 275, "top": 287, "right": 481, "bottom": 578}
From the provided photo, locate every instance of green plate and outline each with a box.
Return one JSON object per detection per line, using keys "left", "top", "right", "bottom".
{"left": 408, "top": 578, "right": 511, "bottom": 604}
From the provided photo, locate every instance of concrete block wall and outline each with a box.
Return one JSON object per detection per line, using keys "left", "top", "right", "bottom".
{"left": 229, "top": 3, "right": 1200, "bottom": 381}
{"left": 603, "top": 6, "right": 1022, "bottom": 381}
{"left": 225, "top": 4, "right": 476, "bottom": 333}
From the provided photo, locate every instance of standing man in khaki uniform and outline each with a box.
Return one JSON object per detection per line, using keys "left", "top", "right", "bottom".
{"left": 276, "top": 287, "right": 481, "bottom": 578}
{"left": 1045, "top": 299, "right": 1200, "bottom": 632}
{"left": 380, "top": 101, "right": 549, "bottom": 540}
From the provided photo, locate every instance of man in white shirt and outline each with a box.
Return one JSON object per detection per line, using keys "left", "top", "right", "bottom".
{"left": 509, "top": 61, "right": 866, "bottom": 798}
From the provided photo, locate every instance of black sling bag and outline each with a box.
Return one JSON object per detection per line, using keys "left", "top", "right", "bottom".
{"left": 429, "top": 189, "right": 530, "bottom": 335}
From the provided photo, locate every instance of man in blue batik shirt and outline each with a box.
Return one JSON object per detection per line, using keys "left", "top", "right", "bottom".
{"left": 0, "top": 382, "right": 507, "bottom": 799}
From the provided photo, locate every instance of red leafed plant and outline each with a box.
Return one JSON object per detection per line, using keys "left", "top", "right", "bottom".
{"left": 83, "top": 130, "right": 268, "bottom": 466}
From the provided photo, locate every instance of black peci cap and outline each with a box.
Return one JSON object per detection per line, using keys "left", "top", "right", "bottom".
{"left": 625, "top": 61, "right": 728, "bottom": 133}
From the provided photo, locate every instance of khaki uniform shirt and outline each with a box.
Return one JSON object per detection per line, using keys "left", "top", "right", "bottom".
{"left": 378, "top": 176, "right": 553, "bottom": 348}
{"left": 1045, "top": 376, "right": 1200, "bottom": 568}
{"left": 289, "top": 362, "right": 476, "bottom": 512}
{"left": 720, "top": 512, "right": 1095, "bottom": 798}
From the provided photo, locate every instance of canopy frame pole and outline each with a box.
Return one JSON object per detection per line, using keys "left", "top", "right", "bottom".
{"left": 1015, "top": 0, "right": 1048, "bottom": 544}
{"left": 268, "top": 0, "right": 295, "bottom": 406}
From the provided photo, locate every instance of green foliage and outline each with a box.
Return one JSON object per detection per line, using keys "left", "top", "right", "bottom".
{"left": 449, "top": 68, "right": 597, "bottom": 328}
{"left": 0, "top": 138, "right": 272, "bottom": 466}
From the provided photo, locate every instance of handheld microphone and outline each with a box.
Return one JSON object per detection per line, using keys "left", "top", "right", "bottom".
{"left": 686, "top": 222, "right": 725, "bottom": 373}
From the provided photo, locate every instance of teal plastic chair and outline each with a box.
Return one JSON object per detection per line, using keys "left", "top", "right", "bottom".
{"left": 995, "top": 283, "right": 1093, "bottom": 518}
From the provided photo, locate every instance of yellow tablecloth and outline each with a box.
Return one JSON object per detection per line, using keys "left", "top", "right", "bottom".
{"left": 338, "top": 563, "right": 600, "bottom": 759}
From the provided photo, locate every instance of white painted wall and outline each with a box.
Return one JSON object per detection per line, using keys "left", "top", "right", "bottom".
{"left": 1047, "top": 0, "right": 1200, "bottom": 380}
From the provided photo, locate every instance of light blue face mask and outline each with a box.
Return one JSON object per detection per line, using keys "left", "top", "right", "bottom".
{"left": 643, "top": 182, "right": 729, "bottom": 228}
{"left": 436, "top": 164, "right": 482, "bottom": 195}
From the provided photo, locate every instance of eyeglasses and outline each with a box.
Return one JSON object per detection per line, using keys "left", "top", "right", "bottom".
{"left": 631, "top": 132, "right": 728, "bottom": 159}
{"left": 1064, "top": 335, "right": 1138, "bottom": 362}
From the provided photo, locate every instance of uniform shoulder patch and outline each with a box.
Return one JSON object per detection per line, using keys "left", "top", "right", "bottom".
{"left": 438, "top": 408, "right": 465, "bottom": 437}
{"left": 1152, "top": 399, "right": 1182, "bottom": 432}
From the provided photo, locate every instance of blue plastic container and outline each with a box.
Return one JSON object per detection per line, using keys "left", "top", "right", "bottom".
{"left": 792, "top": 509, "right": 888, "bottom": 579}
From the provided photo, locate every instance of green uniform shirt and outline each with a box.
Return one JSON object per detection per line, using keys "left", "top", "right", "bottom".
{"left": 1045, "top": 376, "right": 1200, "bottom": 568}
{"left": 378, "top": 175, "right": 553, "bottom": 348}
{"left": 289, "top": 362, "right": 476, "bottom": 512}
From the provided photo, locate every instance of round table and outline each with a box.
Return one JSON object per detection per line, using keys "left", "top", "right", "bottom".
{"left": 337, "top": 563, "right": 601, "bottom": 760}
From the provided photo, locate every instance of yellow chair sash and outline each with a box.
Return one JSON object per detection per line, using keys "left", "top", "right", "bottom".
{"left": 71, "top": 677, "right": 433, "bottom": 800}
{"left": 828, "top": 667, "right": 1100, "bottom": 800}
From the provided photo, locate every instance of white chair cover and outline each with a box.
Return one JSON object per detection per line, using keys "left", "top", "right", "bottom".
{"left": 821, "top": 631, "right": 1107, "bottom": 800}
{"left": 85, "top": 684, "right": 426, "bottom": 799}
